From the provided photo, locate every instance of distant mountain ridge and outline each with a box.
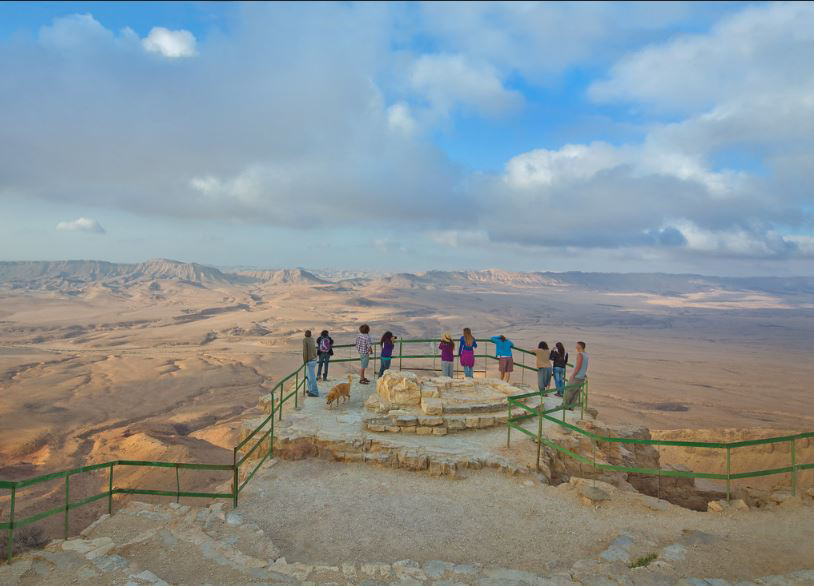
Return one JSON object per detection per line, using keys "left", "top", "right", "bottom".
{"left": 1, "top": 260, "right": 812, "bottom": 296}
{"left": 235, "top": 268, "right": 327, "bottom": 285}
{"left": 0, "top": 259, "right": 324, "bottom": 288}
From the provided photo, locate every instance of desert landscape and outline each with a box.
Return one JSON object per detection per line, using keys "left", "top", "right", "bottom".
{"left": 1, "top": 258, "right": 813, "bottom": 583}
{"left": 2, "top": 259, "right": 813, "bottom": 492}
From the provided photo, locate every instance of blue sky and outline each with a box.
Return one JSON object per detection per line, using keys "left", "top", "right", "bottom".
{"left": 1, "top": 1, "right": 813, "bottom": 275}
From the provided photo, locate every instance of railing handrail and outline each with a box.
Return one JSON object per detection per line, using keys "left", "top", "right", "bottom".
{"left": 505, "top": 383, "right": 812, "bottom": 504}
{"left": 5, "top": 333, "right": 810, "bottom": 563}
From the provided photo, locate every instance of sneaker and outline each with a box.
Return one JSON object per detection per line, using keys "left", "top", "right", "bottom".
{"left": 307, "top": 392, "right": 319, "bottom": 397}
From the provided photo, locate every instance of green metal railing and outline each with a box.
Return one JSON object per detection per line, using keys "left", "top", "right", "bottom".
{"left": 1, "top": 335, "right": 505, "bottom": 561}
{"left": 1, "top": 460, "right": 234, "bottom": 562}
{"left": 6, "top": 333, "right": 806, "bottom": 562}
{"left": 506, "top": 379, "right": 814, "bottom": 503}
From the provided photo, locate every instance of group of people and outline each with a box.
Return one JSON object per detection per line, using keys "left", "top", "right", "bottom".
{"left": 303, "top": 326, "right": 588, "bottom": 408}
{"left": 535, "top": 340, "right": 589, "bottom": 409}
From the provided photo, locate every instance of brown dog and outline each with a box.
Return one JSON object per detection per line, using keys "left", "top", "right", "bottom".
{"left": 326, "top": 374, "right": 352, "bottom": 408}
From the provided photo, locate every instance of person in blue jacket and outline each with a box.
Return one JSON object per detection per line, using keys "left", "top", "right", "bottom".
{"left": 490, "top": 334, "right": 514, "bottom": 382}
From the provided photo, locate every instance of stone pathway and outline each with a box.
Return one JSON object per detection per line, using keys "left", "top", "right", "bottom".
{"left": 1, "top": 498, "right": 812, "bottom": 585}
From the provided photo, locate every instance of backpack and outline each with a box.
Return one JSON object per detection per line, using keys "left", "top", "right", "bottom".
{"left": 319, "top": 337, "right": 332, "bottom": 353}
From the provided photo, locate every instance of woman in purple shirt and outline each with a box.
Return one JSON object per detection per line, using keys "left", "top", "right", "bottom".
{"left": 439, "top": 332, "right": 455, "bottom": 377}
{"left": 378, "top": 331, "right": 396, "bottom": 377}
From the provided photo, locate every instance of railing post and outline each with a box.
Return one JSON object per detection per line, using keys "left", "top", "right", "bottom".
{"left": 232, "top": 447, "right": 238, "bottom": 509}
{"left": 791, "top": 439, "right": 797, "bottom": 496}
{"left": 269, "top": 405, "right": 274, "bottom": 459}
{"left": 580, "top": 381, "right": 585, "bottom": 420}
{"left": 592, "top": 441, "right": 597, "bottom": 487}
{"left": 294, "top": 373, "right": 299, "bottom": 409}
{"left": 175, "top": 465, "right": 181, "bottom": 503}
{"left": 725, "top": 446, "right": 731, "bottom": 503}
{"left": 536, "top": 398, "right": 543, "bottom": 471}
{"left": 64, "top": 474, "right": 70, "bottom": 539}
{"left": 108, "top": 463, "right": 114, "bottom": 515}
{"left": 399, "top": 340, "right": 403, "bottom": 371}
{"left": 6, "top": 485, "right": 15, "bottom": 562}
{"left": 279, "top": 378, "right": 285, "bottom": 422}
{"left": 373, "top": 344, "right": 377, "bottom": 380}
{"left": 521, "top": 352, "right": 525, "bottom": 385}
{"left": 506, "top": 401, "right": 511, "bottom": 448}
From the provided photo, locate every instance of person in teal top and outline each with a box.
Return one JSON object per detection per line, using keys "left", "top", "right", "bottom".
{"left": 490, "top": 335, "right": 514, "bottom": 382}
{"left": 565, "top": 341, "right": 589, "bottom": 410}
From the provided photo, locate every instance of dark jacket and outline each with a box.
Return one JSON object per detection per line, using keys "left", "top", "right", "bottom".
{"left": 316, "top": 335, "right": 334, "bottom": 356}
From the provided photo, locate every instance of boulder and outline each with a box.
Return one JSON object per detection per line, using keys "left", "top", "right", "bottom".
{"left": 421, "top": 398, "right": 443, "bottom": 416}
{"left": 707, "top": 500, "right": 728, "bottom": 512}
{"left": 579, "top": 485, "right": 611, "bottom": 505}
{"left": 377, "top": 371, "right": 421, "bottom": 406}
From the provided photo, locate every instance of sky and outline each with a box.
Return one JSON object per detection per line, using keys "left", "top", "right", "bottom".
{"left": 1, "top": 1, "right": 813, "bottom": 276}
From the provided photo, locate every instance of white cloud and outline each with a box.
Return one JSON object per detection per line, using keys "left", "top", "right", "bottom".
{"left": 409, "top": 53, "right": 522, "bottom": 118}
{"left": 589, "top": 2, "right": 814, "bottom": 113}
{"left": 56, "top": 217, "right": 106, "bottom": 234}
{"left": 504, "top": 143, "right": 628, "bottom": 189}
{"left": 38, "top": 13, "right": 113, "bottom": 48}
{"left": 386, "top": 102, "right": 416, "bottom": 135}
{"left": 142, "top": 27, "right": 197, "bottom": 58}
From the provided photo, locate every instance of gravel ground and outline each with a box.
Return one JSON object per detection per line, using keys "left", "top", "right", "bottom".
{"left": 240, "top": 459, "right": 814, "bottom": 581}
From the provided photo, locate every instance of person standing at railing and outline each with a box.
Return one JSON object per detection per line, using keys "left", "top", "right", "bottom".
{"left": 439, "top": 332, "right": 455, "bottom": 377}
{"left": 490, "top": 334, "right": 514, "bottom": 382}
{"left": 379, "top": 331, "right": 396, "bottom": 377}
{"left": 316, "top": 329, "right": 334, "bottom": 382}
{"left": 551, "top": 342, "right": 568, "bottom": 396}
{"left": 535, "top": 341, "right": 553, "bottom": 392}
{"left": 356, "top": 324, "right": 372, "bottom": 384}
{"left": 565, "top": 341, "right": 589, "bottom": 409}
{"left": 459, "top": 327, "right": 478, "bottom": 377}
{"left": 303, "top": 330, "right": 319, "bottom": 397}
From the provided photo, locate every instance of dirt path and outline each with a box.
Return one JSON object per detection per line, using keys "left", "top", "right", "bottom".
{"left": 239, "top": 459, "right": 814, "bottom": 581}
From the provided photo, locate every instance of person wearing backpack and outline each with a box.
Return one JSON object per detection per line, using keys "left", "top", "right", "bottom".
{"left": 316, "top": 329, "right": 334, "bottom": 381}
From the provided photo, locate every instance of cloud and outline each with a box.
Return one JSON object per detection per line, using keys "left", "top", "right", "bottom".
{"left": 409, "top": 53, "right": 522, "bottom": 118}
{"left": 386, "top": 102, "right": 416, "bottom": 135}
{"left": 142, "top": 27, "right": 197, "bottom": 58}
{"left": 56, "top": 217, "right": 106, "bottom": 234}
{"left": 589, "top": 2, "right": 814, "bottom": 114}
{"left": 504, "top": 143, "right": 628, "bottom": 189}
{"left": 1, "top": 3, "right": 812, "bottom": 271}
{"left": 38, "top": 13, "right": 114, "bottom": 48}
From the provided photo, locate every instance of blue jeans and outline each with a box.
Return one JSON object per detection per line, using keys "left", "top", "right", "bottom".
{"left": 441, "top": 361, "right": 454, "bottom": 377}
{"left": 306, "top": 360, "right": 318, "bottom": 396}
{"left": 317, "top": 354, "right": 330, "bottom": 380}
{"left": 378, "top": 357, "right": 391, "bottom": 377}
{"left": 537, "top": 367, "right": 552, "bottom": 392}
{"left": 463, "top": 365, "right": 474, "bottom": 377}
{"left": 553, "top": 367, "right": 565, "bottom": 394}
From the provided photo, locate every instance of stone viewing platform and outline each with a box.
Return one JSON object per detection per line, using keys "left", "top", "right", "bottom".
{"left": 241, "top": 370, "right": 556, "bottom": 478}
{"left": 363, "top": 370, "right": 537, "bottom": 435}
